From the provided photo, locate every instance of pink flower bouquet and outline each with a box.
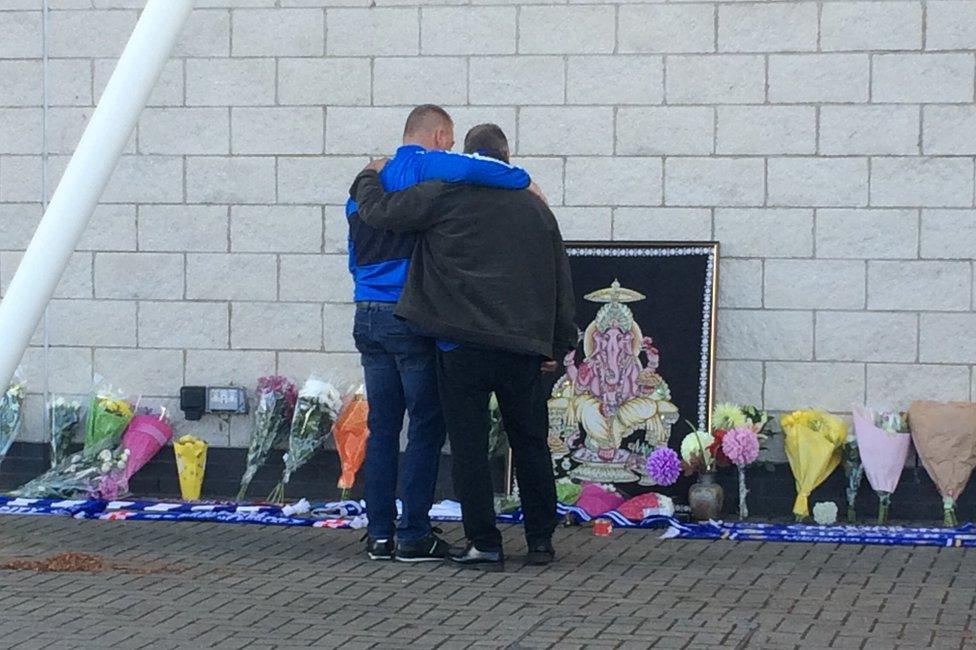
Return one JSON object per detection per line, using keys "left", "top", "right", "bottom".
{"left": 121, "top": 410, "right": 174, "bottom": 482}
{"left": 853, "top": 406, "right": 910, "bottom": 524}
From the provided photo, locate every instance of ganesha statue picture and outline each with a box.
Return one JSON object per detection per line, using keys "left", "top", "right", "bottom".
{"left": 548, "top": 279, "right": 680, "bottom": 486}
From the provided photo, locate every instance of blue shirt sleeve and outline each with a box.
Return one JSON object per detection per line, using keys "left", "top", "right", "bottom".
{"left": 416, "top": 151, "right": 530, "bottom": 189}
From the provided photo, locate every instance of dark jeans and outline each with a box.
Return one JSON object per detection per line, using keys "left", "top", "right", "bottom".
{"left": 354, "top": 304, "right": 446, "bottom": 543}
{"left": 436, "top": 347, "right": 557, "bottom": 551}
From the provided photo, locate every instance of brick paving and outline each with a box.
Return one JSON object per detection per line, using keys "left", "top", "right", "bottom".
{"left": 0, "top": 516, "right": 974, "bottom": 649}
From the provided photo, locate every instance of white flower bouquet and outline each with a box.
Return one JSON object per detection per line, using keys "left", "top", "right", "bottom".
{"left": 268, "top": 375, "right": 343, "bottom": 503}
{"left": 0, "top": 373, "right": 27, "bottom": 470}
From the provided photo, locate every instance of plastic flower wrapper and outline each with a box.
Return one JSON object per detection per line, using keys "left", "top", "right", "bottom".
{"left": 722, "top": 426, "right": 760, "bottom": 519}
{"left": 268, "top": 375, "right": 343, "bottom": 503}
{"left": 48, "top": 397, "right": 82, "bottom": 469}
{"left": 174, "top": 435, "right": 208, "bottom": 501}
{"left": 842, "top": 431, "right": 863, "bottom": 524}
{"left": 853, "top": 406, "right": 911, "bottom": 525}
{"left": 780, "top": 410, "right": 847, "bottom": 520}
{"left": 0, "top": 371, "right": 27, "bottom": 469}
{"left": 645, "top": 447, "right": 681, "bottom": 486}
{"left": 82, "top": 380, "right": 133, "bottom": 454}
{"left": 12, "top": 437, "right": 129, "bottom": 499}
{"left": 120, "top": 407, "right": 173, "bottom": 482}
{"left": 908, "top": 401, "right": 976, "bottom": 526}
{"left": 812, "top": 501, "right": 838, "bottom": 526}
{"left": 487, "top": 392, "right": 508, "bottom": 459}
{"left": 334, "top": 384, "right": 369, "bottom": 500}
{"left": 237, "top": 375, "right": 297, "bottom": 501}
{"left": 555, "top": 478, "right": 581, "bottom": 505}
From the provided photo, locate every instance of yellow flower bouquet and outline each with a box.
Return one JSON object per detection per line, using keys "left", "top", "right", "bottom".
{"left": 780, "top": 410, "right": 847, "bottom": 520}
{"left": 82, "top": 383, "right": 133, "bottom": 455}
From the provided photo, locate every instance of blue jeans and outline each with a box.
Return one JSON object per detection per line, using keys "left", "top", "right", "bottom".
{"left": 353, "top": 304, "right": 446, "bottom": 543}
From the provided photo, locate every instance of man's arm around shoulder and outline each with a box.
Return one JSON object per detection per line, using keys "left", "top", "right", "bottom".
{"left": 349, "top": 168, "right": 443, "bottom": 233}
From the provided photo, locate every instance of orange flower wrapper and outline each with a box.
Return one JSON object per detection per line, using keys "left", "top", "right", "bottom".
{"left": 334, "top": 395, "right": 369, "bottom": 490}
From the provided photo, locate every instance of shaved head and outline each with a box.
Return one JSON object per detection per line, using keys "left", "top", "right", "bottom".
{"left": 403, "top": 105, "right": 454, "bottom": 151}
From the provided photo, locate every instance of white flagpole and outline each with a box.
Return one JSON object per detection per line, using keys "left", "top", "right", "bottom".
{"left": 0, "top": 0, "right": 194, "bottom": 391}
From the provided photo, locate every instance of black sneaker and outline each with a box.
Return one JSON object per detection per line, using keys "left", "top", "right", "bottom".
{"left": 525, "top": 541, "right": 555, "bottom": 566}
{"left": 365, "top": 536, "right": 394, "bottom": 561}
{"left": 395, "top": 530, "right": 450, "bottom": 563}
{"left": 449, "top": 543, "right": 504, "bottom": 569}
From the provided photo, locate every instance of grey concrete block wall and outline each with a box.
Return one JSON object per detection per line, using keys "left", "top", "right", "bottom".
{"left": 2, "top": 0, "right": 976, "bottom": 447}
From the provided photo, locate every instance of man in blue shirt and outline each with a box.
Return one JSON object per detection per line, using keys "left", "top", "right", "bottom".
{"left": 347, "top": 105, "right": 533, "bottom": 562}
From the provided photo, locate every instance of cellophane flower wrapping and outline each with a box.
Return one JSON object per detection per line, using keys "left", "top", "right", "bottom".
{"left": 0, "top": 372, "right": 27, "bottom": 468}
{"left": 12, "top": 438, "right": 130, "bottom": 500}
{"left": 82, "top": 382, "right": 133, "bottom": 454}
{"left": 487, "top": 392, "right": 508, "bottom": 458}
{"left": 780, "top": 410, "right": 847, "bottom": 519}
{"left": 907, "top": 401, "right": 976, "bottom": 526}
{"left": 334, "top": 385, "right": 369, "bottom": 494}
{"left": 853, "top": 406, "right": 910, "bottom": 524}
{"left": 174, "top": 435, "right": 208, "bottom": 501}
{"left": 49, "top": 398, "right": 82, "bottom": 469}
{"left": 121, "top": 408, "right": 174, "bottom": 482}
{"left": 237, "top": 375, "right": 297, "bottom": 501}
{"left": 842, "top": 433, "right": 863, "bottom": 523}
{"left": 268, "top": 375, "right": 342, "bottom": 503}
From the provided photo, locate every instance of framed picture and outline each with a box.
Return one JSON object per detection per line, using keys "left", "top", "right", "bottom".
{"left": 545, "top": 241, "right": 719, "bottom": 496}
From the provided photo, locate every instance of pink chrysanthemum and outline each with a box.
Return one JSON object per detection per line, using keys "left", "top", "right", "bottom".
{"left": 645, "top": 447, "right": 681, "bottom": 486}
{"left": 722, "top": 426, "right": 760, "bottom": 466}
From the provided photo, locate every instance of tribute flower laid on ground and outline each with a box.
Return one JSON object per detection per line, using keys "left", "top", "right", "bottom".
{"left": 781, "top": 410, "right": 846, "bottom": 521}
{"left": 237, "top": 375, "right": 297, "bottom": 501}
{"left": 268, "top": 375, "right": 343, "bottom": 503}
{"left": 853, "top": 406, "right": 910, "bottom": 525}
{"left": 83, "top": 383, "right": 133, "bottom": 452}
{"left": 48, "top": 398, "right": 82, "bottom": 468}
{"left": 908, "top": 401, "right": 976, "bottom": 526}
{"left": 0, "top": 374, "right": 26, "bottom": 469}
{"left": 334, "top": 386, "right": 369, "bottom": 500}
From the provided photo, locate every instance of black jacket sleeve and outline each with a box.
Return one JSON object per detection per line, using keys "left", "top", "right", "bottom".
{"left": 547, "top": 208, "right": 578, "bottom": 357}
{"left": 350, "top": 170, "right": 442, "bottom": 233}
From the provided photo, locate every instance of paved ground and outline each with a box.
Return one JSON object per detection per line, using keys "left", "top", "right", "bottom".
{"left": 0, "top": 517, "right": 974, "bottom": 649}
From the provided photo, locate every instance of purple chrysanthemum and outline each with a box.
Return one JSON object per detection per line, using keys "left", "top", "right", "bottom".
{"left": 645, "top": 447, "right": 681, "bottom": 486}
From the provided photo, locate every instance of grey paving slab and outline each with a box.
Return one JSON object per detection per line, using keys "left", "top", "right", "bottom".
{"left": 0, "top": 517, "right": 974, "bottom": 649}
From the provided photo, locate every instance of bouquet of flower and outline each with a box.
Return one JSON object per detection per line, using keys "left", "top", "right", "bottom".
{"left": 175, "top": 434, "right": 208, "bottom": 501}
{"left": 121, "top": 407, "right": 174, "bottom": 482}
{"left": 780, "top": 410, "right": 847, "bottom": 520}
{"left": 908, "top": 401, "right": 976, "bottom": 526}
{"left": 49, "top": 398, "right": 82, "bottom": 468}
{"left": 82, "top": 382, "right": 133, "bottom": 453}
{"left": 0, "top": 373, "right": 27, "bottom": 469}
{"left": 268, "top": 375, "right": 342, "bottom": 503}
{"left": 237, "top": 375, "right": 297, "bottom": 501}
{"left": 334, "top": 385, "right": 369, "bottom": 499}
{"left": 853, "top": 406, "right": 911, "bottom": 524}
{"left": 12, "top": 439, "right": 129, "bottom": 500}
{"left": 842, "top": 431, "right": 863, "bottom": 523}
{"left": 710, "top": 403, "right": 771, "bottom": 519}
